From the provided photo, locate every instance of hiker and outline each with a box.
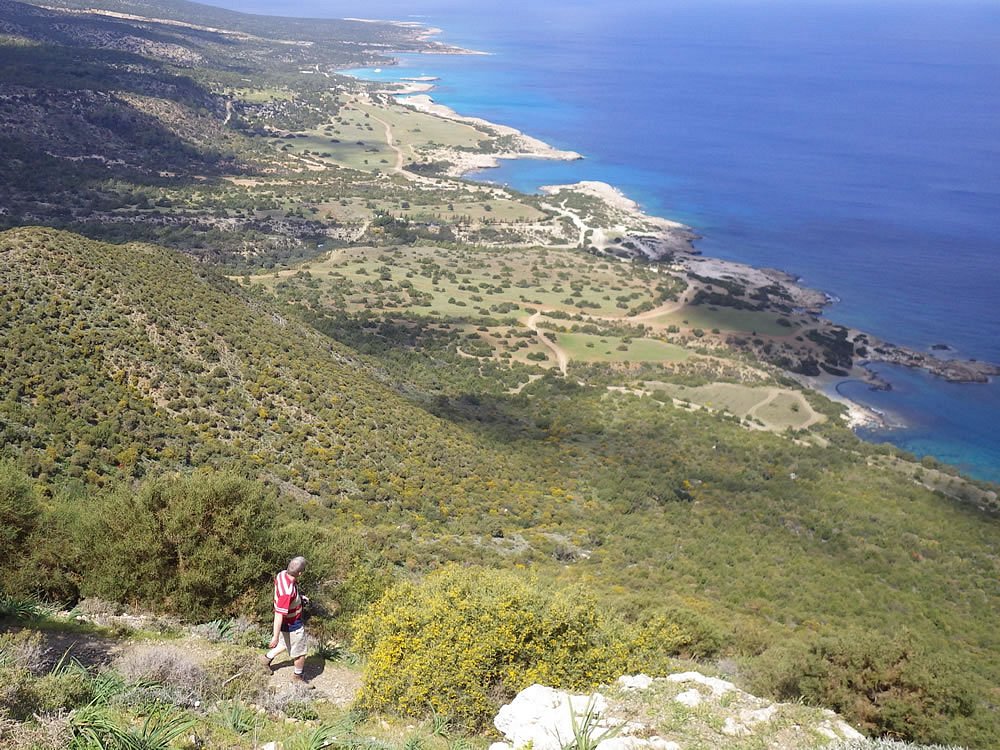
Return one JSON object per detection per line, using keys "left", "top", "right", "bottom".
{"left": 260, "top": 555, "right": 313, "bottom": 687}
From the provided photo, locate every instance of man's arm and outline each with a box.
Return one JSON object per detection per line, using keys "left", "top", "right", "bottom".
{"left": 269, "top": 610, "right": 283, "bottom": 649}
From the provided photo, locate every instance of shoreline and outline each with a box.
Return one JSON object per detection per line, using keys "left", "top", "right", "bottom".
{"left": 346, "top": 42, "right": 1000, "bottom": 436}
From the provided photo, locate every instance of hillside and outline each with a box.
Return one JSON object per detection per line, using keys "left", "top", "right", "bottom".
{"left": 0, "top": 226, "right": 998, "bottom": 747}
{"left": 0, "top": 227, "right": 551, "bottom": 517}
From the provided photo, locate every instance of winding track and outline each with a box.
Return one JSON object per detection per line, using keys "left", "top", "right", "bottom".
{"left": 367, "top": 111, "right": 406, "bottom": 173}
{"left": 526, "top": 311, "right": 569, "bottom": 375}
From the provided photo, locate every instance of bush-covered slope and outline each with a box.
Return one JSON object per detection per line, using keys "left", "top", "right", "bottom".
{"left": 0, "top": 227, "right": 546, "bottom": 513}
{"left": 1, "top": 227, "right": 999, "bottom": 746}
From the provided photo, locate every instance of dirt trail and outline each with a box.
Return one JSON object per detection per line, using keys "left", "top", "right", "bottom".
{"left": 17, "top": 627, "right": 124, "bottom": 670}
{"left": 540, "top": 200, "right": 589, "bottom": 248}
{"left": 264, "top": 655, "right": 361, "bottom": 706}
{"left": 18, "top": 619, "right": 362, "bottom": 707}
{"left": 745, "top": 387, "right": 823, "bottom": 430}
{"left": 627, "top": 297, "right": 688, "bottom": 322}
{"left": 367, "top": 111, "right": 405, "bottom": 173}
{"left": 526, "top": 311, "right": 568, "bottom": 375}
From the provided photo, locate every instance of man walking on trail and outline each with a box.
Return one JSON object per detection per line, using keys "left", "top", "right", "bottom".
{"left": 260, "top": 555, "right": 313, "bottom": 687}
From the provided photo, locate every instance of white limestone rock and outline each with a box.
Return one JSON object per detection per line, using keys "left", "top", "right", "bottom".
{"left": 673, "top": 689, "right": 702, "bottom": 707}
{"left": 739, "top": 704, "right": 777, "bottom": 726}
{"left": 494, "top": 684, "right": 609, "bottom": 750}
{"left": 721, "top": 717, "right": 749, "bottom": 736}
{"left": 492, "top": 672, "right": 864, "bottom": 750}
{"left": 837, "top": 720, "right": 865, "bottom": 740}
{"left": 647, "top": 738, "right": 681, "bottom": 750}
{"left": 596, "top": 738, "right": 680, "bottom": 750}
{"left": 665, "top": 671, "right": 736, "bottom": 696}
{"left": 616, "top": 674, "right": 654, "bottom": 691}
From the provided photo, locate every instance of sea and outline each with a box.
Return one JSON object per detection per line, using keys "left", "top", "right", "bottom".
{"left": 207, "top": 0, "right": 1000, "bottom": 482}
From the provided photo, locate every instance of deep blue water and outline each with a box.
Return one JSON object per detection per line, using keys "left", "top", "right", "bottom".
{"left": 209, "top": 0, "right": 1000, "bottom": 482}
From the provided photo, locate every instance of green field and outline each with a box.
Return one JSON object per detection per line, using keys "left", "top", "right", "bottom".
{"left": 354, "top": 100, "right": 486, "bottom": 151}
{"left": 276, "top": 132, "right": 395, "bottom": 171}
{"left": 393, "top": 198, "right": 547, "bottom": 224}
{"left": 272, "top": 96, "right": 493, "bottom": 172}
{"left": 231, "top": 86, "right": 296, "bottom": 103}
{"left": 252, "top": 244, "right": 668, "bottom": 321}
{"left": 649, "top": 305, "right": 801, "bottom": 336}
{"left": 756, "top": 391, "right": 816, "bottom": 429}
{"left": 557, "top": 332, "right": 690, "bottom": 363}
{"left": 648, "top": 382, "right": 822, "bottom": 430}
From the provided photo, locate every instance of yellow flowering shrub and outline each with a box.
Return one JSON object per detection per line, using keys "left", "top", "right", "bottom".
{"left": 352, "top": 565, "right": 707, "bottom": 729}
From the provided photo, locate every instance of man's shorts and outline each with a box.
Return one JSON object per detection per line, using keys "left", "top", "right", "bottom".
{"left": 280, "top": 622, "right": 308, "bottom": 658}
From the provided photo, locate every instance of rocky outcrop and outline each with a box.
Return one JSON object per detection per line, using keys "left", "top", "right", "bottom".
{"left": 490, "top": 673, "right": 867, "bottom": 750}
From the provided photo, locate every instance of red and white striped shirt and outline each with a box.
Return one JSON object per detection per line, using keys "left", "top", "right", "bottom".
{"left": 273, "top": 570, "right": 302, "bottom": 626}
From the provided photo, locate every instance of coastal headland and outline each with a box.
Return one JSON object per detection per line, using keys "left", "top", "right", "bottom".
{"left": 356, "top": 69, "right": 999, "bottom": 429}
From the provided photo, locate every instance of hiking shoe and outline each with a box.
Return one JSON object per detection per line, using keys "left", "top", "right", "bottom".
{"left": 291, "top": 673, "right": 315, "bottom": 690}
{"left": 258, "top": 654, "right": 274, "bottom": 673}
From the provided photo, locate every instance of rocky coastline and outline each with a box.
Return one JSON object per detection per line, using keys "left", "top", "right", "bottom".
{"left": 371, "top": 42, "right": 999, "bottom": 415}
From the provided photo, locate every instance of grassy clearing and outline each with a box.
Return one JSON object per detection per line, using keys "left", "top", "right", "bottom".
{"left": 649, "top": 382, "right": 822, "bottom": 431}
{"left": 276, "top": 133, "right": 394, "bottom": 171}
{"left": 650, "top": 306, "right": 800, "bottom": 336}
{"left": 230, "top": 87, "right": 296, "bottom": 103}
{"left": 394, "top": 198, "right": 547, "bottom": 223}
{"left": 557, "top": 332, "right": 689, "bottom": 363}
{"left": 756, "top": 391, "right": 816, "bottom": 429}
{"left": 273, "top": 96, "right": 490, "bottom": 172}
{"left": 251, "top": 245, "right": 665, "bottom": 321}
{"left": 354, "top": 100, "right": 486, "bottom": 151}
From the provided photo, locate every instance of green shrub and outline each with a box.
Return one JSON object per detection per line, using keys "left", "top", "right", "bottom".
{"left": 33, "top": 670, "right": 94, "bottom": 713}
{"left": 353, "top": 565, "right": 701, "bottom": 730}
{"left": 0, "top": 667, "right": 38, "bottom": 720}
{"left": 10, "top": 498, "right": 87, "bottom": 603}
{"left": 283, "top": 700, "right": 320, "bottom": 720}
{"left": 748, "top": 629, "right": 974, "bottom": 745}
{"left": 81, "top": 470, "right": 280, "bottom": 617}
{"left": 0, "top": 640, "right": 92, "bottom": 719}
{"left": 0, "top": 462, "right": 39, "bottom": 574}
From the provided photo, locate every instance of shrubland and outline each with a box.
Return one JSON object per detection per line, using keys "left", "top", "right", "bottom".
{"left": 353, "top": 565, "right": 716, "bottom": 729}
{"left": 0, "top": 227, "right": 998, "bottom": 746}
{"left": 0, "top": 1, "right": 996, "bottom": 746}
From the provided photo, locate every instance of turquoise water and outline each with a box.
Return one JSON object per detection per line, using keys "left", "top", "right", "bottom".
{"left": 211, "top": 0, "right": 1000, "bottom": 482}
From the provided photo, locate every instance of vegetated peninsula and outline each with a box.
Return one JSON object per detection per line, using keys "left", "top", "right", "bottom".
{"left": 0, "top": 1, "right": 998, "bottom": 749}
